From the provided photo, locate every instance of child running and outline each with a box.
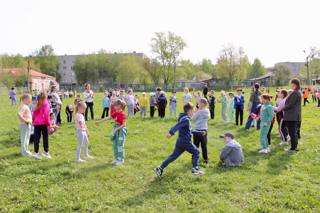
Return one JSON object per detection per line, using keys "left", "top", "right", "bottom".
{"left": 17, "top": 93, "right": 33, "bottom": 156}
{"left": 96, "top": 100, "right": 127, "bottom": 165}
{"left": 259, "top": 94, "right": 274, "bottom": 154}
{"left": 154, "top": 102, "right": 204, "bottom": 177}
{"left": 192, "top": 98, "right": 210, "bottom": 164}
{"left": 75, "top": 101, "right": 94, "bottom": 162}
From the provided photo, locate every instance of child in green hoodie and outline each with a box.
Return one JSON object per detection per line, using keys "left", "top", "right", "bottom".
{"left": 259, "top": 94, "right": 274, "bottom": 154}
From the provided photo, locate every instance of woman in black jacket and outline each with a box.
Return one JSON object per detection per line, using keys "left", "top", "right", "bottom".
{"left": 283, "top": 79, "right": 302, "bottom": 152}
{"left": 157, "top": 91, "right": 167, "bottom": 118}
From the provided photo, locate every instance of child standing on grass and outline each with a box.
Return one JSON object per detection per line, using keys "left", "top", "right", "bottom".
{"left": 139, "top": 92, "right": 148, "bottom": 117}
{"left": 32, "top": 92, "right": 51, "bottom": 160}
{"left": 192, "top": 98, "right": 210, "bottom": 164}
{"left": 75, "top": 101, "right": 94, "bottom": 162}
{"left": 228, "top": 93, "right": 235, "bottom": 123}
{"left": 125, "top": 89, "right": 135, "bottom": 117}
{"left": 169, "top": 91, "right": 177, "bottom": 119}
{"left": 96, "top": 100, "right": 127, "bottom": 165}
{"left": 182, "top": 87, "right": 192, "bottom": 105}
{"left": 149, "top": 93, "right": 157, "bottom": 118}
{"left": 259, "top": 94, "right": 274, "bottom": 154}
{"left": 219, "top": 91, "right": 228, "bottom": 123}
{"left": 208, "top": 90, "right": 216, "bottom": 119}
{"left": 273, "top": 90, "right": 289, "bottom": 145}
{"left": 234, "top": 88, "right": 245, "bottom": 126}
{"left": 9, "top": 87, "right": 17, "bottom": 106}
{"left": 101, "top": 91, "right": 110, "bottom": 118}
{"left": 18, "top": 93, "right": 33, "bottom": 156}
{"left": 154, "top": 102, "right": 204, "bottom": 177}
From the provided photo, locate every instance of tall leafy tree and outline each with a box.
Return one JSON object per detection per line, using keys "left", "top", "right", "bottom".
{"left": 33, "top": 45, "right": 59, "bottom": 79}
{"left": 274, "top": 64, "right": 291, "bottom": 86}
{"left": 150, "top": 31, "right": 186, "bottom": 89}
{"left": 248, "top": 58, "right": 265, "bottom": 79}
{"left": 143, "top": 58, "right": 162, "bottom": 85}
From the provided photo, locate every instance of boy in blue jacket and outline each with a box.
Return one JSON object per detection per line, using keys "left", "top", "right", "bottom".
{"left": 234, "top": 88, "right": 245, "bottom": 126}
{"left": 154, "top": 102, "right": 205, "bottom": 177}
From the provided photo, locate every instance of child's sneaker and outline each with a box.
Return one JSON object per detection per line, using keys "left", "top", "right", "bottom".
{"left": 192, "top": 167, "right": 205, "bottom": 176}
{"left": 85, "top": 155, "right": 94, "bottom": 160}
{"left": 258, "top": 148, "right": 269, "bottom": 154}
{"left": 42, "top": 152, "right": 52, "bottom": 159}
{"left": 32, "top": 152, "right": 42, "bottom": 160}
{"left": 111, "top": 159, "right": 117, "bottom": 164}
{"left": 153, "top": 167, "right": 163, "bottom": 177}
{"left": 114, "top": 160, "right": 124, "bottom": 166}
{"left": 279, "top": 141, "right": 289, "bottom": 146}
{"left": 76, "top": 159, "right": 86, "bottom": 163}
{"left": 26, "top": 151, "right": 33, "bottom": 156}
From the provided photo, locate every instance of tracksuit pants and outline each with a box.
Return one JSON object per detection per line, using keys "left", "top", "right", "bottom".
{"left": 111, "top": 125, "right": 127, "bottom": 161}
{"left": 161, "top": 140, "right": 200, "bottom": 169}
{"left": 245, "top": 102, "right": 259, "bottom": 129}
{"left": 101, "top": 107, "right": 109, "bottom": 118}
{"left": 169, "top": 106, "right": 177, "bottom": 119}
{"left": 210, "top": 106, "right": 215, "bottom": 119}
{"left": 285, "top": 121, "right": 299, "bottom": 150}
{"left": 235, "top": 106, "right": 243, "bottom": 126}
{"left": 260, "top": 122, "right": 271, "bottom": 149}
{"left": 85, "top": 102, "right": 94, "bottom": 121}
{"left": 76, "top": 129, "right": 89, "bottom": 160}
{"left": 193, "top": 131, "right": 208, "bottom": 162}
{"left": 150, "top": 106, "right": 155, "bottom": 118}
{"left": 20, "top": 124, "right": 31, "bottom": 156}
{"left": 34, "top": 125, "right": 49, "bottom": 153}
{"left": 221, "top": 106, "right": 227, "bottom": 123}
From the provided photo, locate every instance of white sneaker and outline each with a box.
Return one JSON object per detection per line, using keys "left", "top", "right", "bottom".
{"left": 26, "top": 151, "right": 33, "bottom": 156}
{"left": 279, "top": 141, "right": 289, "bottom": 146}
{"left": 267, "top": 147, "right": 271, "bottom": 152}
{"left": 32, "top": 152, "right": 42, "bottom": 160}
{"left": 111, "top": 159, "right": 117, "bottom": 164}
{"left": 258, "top": 149, "right": 269, "bottom": 154}
{"left": 85, "top": 155, "right": 94, "bottom": 160}
{"left": 114, "top": 160, "right": 124, "bottom": 166}
{"left": 76, "top": 159, "right": 86, "bottom": 163}
{"left": 42, "top": 152, "right": 52, "bottom": 159}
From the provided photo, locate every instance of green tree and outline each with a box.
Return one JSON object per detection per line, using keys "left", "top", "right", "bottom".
{"left": 116, "top": 56, "right": 148, "bottom": 84}
{"left": 248, "top": 58, "right": 265, "bottom": 79}
{"left": 274, "top": 64, "right": 291, "bottom": 86}
{"left": 33, "top": 45, "right": 59, "bottom": 79}
{"left": 150, "top": 31, "right": 186, "bottom": 89}
{"left": 143, "top": 58, "right": 162, "bottom": 85}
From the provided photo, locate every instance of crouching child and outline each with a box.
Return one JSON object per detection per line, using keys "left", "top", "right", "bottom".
{"left": 154, "top": 102, "right": 205, "bottom": 177}
{"left": 219, "top": 133, "right": 244, "bottom": 166}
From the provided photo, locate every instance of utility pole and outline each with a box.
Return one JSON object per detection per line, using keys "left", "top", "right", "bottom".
{"left": 27, "top": 56, "right": 32, "bottom": 92}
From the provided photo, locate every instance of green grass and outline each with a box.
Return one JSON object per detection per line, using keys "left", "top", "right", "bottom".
{"left": 0, "top": 90, "right": 320, "bottom": 213}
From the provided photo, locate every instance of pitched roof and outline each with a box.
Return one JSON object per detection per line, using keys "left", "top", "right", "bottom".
{"left": 0, "top": 68, "right": 56, "bottom": 80}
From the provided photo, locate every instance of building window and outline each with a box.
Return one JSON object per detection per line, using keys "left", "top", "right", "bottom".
{"left": 63, "top": 60, "right": 66, "bottom": 64}
{"left": 63, "top": 66, "right": 67, "bottom": 70}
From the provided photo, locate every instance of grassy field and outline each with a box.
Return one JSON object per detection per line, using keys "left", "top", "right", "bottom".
{"left": 0, "top": 89, "right": 320, "bottom": 213}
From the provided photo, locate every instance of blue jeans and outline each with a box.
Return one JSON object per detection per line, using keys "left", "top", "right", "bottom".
{"left": 245, "top": 102, "right": 259, "bottom": 129}
{"left": 161, "top": 139, "right": 200, "bottom": 169}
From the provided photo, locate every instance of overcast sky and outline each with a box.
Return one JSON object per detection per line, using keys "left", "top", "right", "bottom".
{"left": 0, "top": 0, "right": 319, "bottom": 67}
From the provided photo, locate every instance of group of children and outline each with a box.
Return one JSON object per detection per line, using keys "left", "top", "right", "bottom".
{"left": 16, "top": 79, "right": 308, "bottom": 177}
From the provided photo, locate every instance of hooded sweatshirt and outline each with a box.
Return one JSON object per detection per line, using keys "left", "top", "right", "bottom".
{"left": 169, "top": 113, "right": 192, "bottom": 143}
{"left": 193, "top": 108, "right": 210, "bottom": 130}
{"left": 220, "top": 140, "right": 244, "bottom": 166}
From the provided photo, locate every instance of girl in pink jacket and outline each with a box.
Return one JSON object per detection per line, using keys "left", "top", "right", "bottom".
{"left": 32, "top": 92, "right": 51, "bottom": 160}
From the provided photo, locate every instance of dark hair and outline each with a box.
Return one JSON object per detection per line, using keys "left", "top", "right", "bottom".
{"left": 11, "top": 87, "right": 14, "bottom": 90}
{"left": 115, "top": 99, "right": 126, "bottom": 109}
{"left": 156, "top": 87, "right": 162, "bottom": 92}
{"left": 290, "top": 78, "right": 300, "bottom": 89}
{"left": 183, "top": 102, "right": 194, "bottom": 113}
{"left": 50, "top": 112, "right": 54, "bottom": 117}
{"left": 280, "top": 89, "right": 288, "bottom": 98}
{"left": 254, "top": 83, "right": 260, "bottom": 90}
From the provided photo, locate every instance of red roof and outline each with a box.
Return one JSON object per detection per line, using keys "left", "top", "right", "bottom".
{"left": 0, "top": 68, "right": 56, "bottom": 80}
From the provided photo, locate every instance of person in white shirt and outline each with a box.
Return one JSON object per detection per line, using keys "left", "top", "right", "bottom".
{"left": 125, "top": 89, "right": 135, "bottom": 117}
{"left": 17, "top": 93, "right": 33, "bottom": 156}
{"left": 83, "top": 83, "right": 94, "bottom": 121}
{"left": 182, "top": 87, "right": 192, "bottom": 105}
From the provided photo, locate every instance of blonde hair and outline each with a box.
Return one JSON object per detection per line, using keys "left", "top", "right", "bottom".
{"left": 75, "top": 101, "right": 87, "bottom": 113}
{"left": 21, "top": 93, "right": 31, "bottom": 101}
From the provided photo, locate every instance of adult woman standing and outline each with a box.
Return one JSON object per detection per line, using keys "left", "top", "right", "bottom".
{"left": 83, "top": 83, "right": 94, "bottom": 121}
{"left": 283, "top": 79, "right": 302, "bottom": 152}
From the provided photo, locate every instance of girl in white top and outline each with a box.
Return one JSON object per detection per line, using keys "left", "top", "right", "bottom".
{"left": 75, "top": 101, "right": 94, "bottom": 162}
{"left": 83, "top": 83, "right": 94, "bottom": 121}
{"left": 125, "top": 89, "right": 135, "bottom": 117}
{"left": 18, "top": 94, "right": 33, "bottom": 156}
{"left": 182, "top": 87, "right": 193, "bottom": 105}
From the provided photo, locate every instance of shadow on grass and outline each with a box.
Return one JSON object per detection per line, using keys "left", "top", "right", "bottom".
{"left": 0, "top": 128, "right": 20, "bottom": 149}
{"left": 0, "top": 152, "right": 21, "bottom": 160}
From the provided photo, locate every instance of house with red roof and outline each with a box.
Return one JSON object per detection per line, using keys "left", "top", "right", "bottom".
{"left": 0, "top": 68, "right": 58, "bottom": 91}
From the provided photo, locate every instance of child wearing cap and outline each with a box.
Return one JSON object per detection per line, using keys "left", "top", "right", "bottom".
{"left": 220, "top": 133, "right": 244, "bottom": 166}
